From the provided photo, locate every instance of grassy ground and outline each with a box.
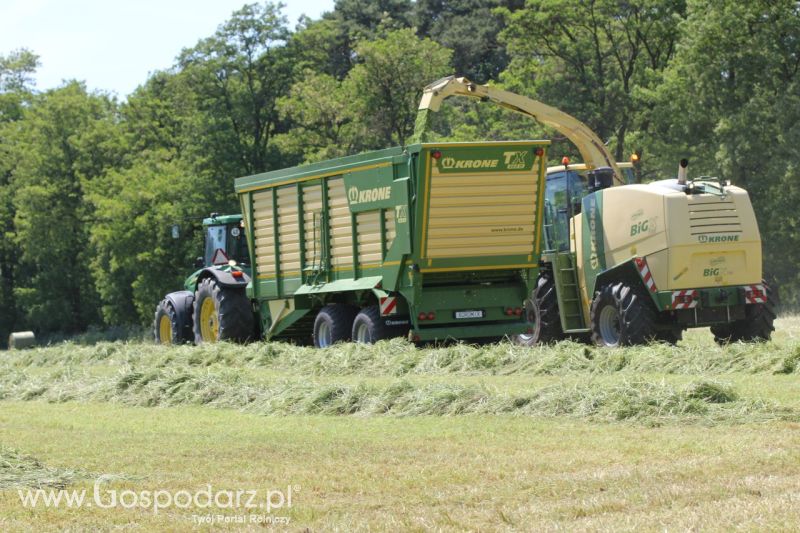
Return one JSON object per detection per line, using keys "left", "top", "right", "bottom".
{"left": 1, "top": 318, "right": 799, "bottom": 530}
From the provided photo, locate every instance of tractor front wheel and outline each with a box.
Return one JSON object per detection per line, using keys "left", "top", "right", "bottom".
{"left": 590, "top": 282, "right": 657, "bottom": 347}
{"left": 192, "top": 277, "right": 254, "bottom": 344}
{"left": 154, "top": 299, "right": 183, "bottom": 345}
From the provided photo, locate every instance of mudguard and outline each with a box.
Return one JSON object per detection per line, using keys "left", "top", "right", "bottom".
{"left": 164, "top": 290, "right": 194, "bottom": 340}
{"left": 200, "top": 267, "right": 251, "bottom": 289}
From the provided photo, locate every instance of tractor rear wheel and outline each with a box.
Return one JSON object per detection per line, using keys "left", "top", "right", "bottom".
{"left": 192, "top": 277, "right": 254, "bottom": 344}
{"left": 590, "top": 282, "right": 657, "bottom": 347}
{"left": 313, "top": 304, "right": 359, "bottom": 348}
{"left": 711, "top": 281, "right": 776, "bottom": 344}
{"left": 514, "top": 272, "right": 563, "bottom": 346}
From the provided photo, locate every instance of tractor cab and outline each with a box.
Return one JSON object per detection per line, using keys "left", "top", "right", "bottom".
{"left": 200, "top": 214, "right": 249, "bottom": 267}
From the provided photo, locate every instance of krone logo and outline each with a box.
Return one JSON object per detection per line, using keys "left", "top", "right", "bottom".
{"left": 348, "top": 185, "right": 392, "bottom": 205}
{"left": 698, "top": 234, "right": 739, "bottom": 243}
{"left": 588, "top": 199, "right": 600, "bottom": 269}
{"left": 440, "top": 156, "right": 499, "bottom": 170}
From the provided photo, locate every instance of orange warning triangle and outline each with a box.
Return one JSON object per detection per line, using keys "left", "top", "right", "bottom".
{"left": 211, "top": 248, "right": 229, "bottom": 265}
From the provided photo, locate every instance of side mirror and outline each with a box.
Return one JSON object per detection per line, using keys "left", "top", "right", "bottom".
{"left": 194, "top": 256, "right": 204, "bottom": 268}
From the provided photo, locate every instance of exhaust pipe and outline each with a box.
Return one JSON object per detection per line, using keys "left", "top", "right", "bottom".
{"left": 677, "top": 158, "right": 689, "bottom": 185}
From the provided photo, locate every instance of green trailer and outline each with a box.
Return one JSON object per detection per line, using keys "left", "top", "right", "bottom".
{"left": 232, "top": 140, "right": 550, "bottom": 347}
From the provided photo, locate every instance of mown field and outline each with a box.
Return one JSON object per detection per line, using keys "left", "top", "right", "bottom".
{"left": 1, "top": 318, "right": 800, "bottom": 531}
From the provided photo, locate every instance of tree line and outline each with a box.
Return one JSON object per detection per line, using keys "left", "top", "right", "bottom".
{"left": 1, "top": 0, "right": 798, "bottom": 343}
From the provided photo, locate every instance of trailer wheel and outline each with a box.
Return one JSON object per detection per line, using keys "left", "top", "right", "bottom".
{"left": 514, "top": 273, "right": 563, "bottom": 346}
{"left": 590, "top": 282, "right": 657, "bottom": 347}
{"left": 313, "top": 304, "right": 359, "bottom": 348}
{"left": 352, "top": 305, "right": 403, "bottom": 344}
{"left": 154, "top": 299, "right": 182, "bottom": 345}
{"left": 711, "top": 281, "right": 776, "bottom": 344}
{"left": 193, "top": 277, "right": 254, "bottom": 344}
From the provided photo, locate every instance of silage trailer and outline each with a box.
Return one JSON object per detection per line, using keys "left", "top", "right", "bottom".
{"left": 231, "top": 141, "right": 550, "bottom": 346}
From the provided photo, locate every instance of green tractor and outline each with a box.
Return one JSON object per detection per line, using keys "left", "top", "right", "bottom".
{"left": 153, "top": 214, "right": 255, "bottom": 344}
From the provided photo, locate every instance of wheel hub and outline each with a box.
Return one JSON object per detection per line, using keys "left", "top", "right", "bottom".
{"left": 200, "top": 298, "right": 219, "bottom": 341}
{"left": 158, "top": 315, "right": 173, "bottom": 345}
{"left": 317, "top": 321, "right": 332, "bottom": 347}
{"left": 598, "top": 305, "right": 621, "bottom": 346}
{"left": 354, "top": 322, "right": 371, "bottom": 343}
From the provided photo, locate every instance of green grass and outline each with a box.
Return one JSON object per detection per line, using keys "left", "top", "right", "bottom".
{"left": 2, "top": 403, "right": 800, "bottom": 531}
{"left": 1, "top": 317, "right": 799, "bottom": 530}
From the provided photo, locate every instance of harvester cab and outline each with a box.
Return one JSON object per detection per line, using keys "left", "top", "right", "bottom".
{"left": 415, "top": 76, "right": 775, "bottom": 347}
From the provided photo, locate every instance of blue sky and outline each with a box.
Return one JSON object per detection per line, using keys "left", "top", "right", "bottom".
{"left": 0, "top": 0, "right": 335, "bottom": 97}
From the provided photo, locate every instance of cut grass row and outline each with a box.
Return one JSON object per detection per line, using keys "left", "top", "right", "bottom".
{"left": 1, "top": 353, "right": 796, "bottom": 424}
{"left": 2, "top": 318, "right": 798, "bottom": 424}
{"left": 6, "top": 326, "right": 800, "bottom": 379}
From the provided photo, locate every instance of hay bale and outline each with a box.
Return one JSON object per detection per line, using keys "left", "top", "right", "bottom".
{"left": 9, "top": 331, "right": 36, "bottom": 350}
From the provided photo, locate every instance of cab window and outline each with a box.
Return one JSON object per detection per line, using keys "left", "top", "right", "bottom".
{"left": 204, "top": 225, "right": 227, "bottom": 265}
{"left": 544, "top": 170, "right": 587, "bottom": 251}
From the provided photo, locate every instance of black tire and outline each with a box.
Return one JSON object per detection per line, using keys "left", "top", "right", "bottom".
{"left": 514, "top": 272, "right": 564, "bottom": 346}
{"left": 655, "top": 327, "right": 683, "bottom": 345}
{"left": 711, "top": 281, "right": 776, "bottom": 344}
{"left": 590, "top": 282, "right": 657, "bottom": 347}
{"left": 313, "top": 304, "right": 359, "bottom": 348}
{"left": 192, "top": 277, "right": 254, "bottom": 344}
{"left": 154, "top": 299, "right": 187, "bottom": 345}
{"left": 351, "top": 305, "right": 407, "bottom": 344}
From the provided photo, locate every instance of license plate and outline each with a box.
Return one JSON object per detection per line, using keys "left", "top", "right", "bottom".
{"left": 454, "top": 310, "right": 484, "bottom": 319}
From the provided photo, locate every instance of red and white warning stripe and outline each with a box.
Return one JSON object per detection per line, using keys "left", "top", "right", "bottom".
{"left": 745, "top": 284, "right": 767, "bottom": 304}
{"left": 380, "top": 296, "right": 398, "bottom": 316}
{"left": 634, "top": 257, "right": 658, "bottom": 293}
{"left": 671, "top": 289, "right": 699, "bottom": 309}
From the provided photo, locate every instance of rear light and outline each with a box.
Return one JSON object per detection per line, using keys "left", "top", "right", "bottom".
{"left": 418, "top": 312, "right": 427, "bottom": 321}
{"left": 432, "top": 150, "right": 442, "bottom": 160}
{"left": 534, "top": 148, "right": 544, "bottom": 157}
{"left": 426, "top": 312, "right": 435, "bottom": 320}
{"left": 514, "top": 307, "right": 523, "bottom": 316}
{"left": 674, "top": 294, "right": 693, "bottom": 305}
{"left": 231, "top": 270, "right": 244, "bottom": 279}
{"left": 505, "top": 308, "right": 514, "bottom": 316}
{"left": 750, "top": 288, "right": 764, "bottom": 299}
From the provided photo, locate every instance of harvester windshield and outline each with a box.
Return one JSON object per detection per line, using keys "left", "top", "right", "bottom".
{"left": 544, "top": 170, "right": 587, "bottom": 251}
